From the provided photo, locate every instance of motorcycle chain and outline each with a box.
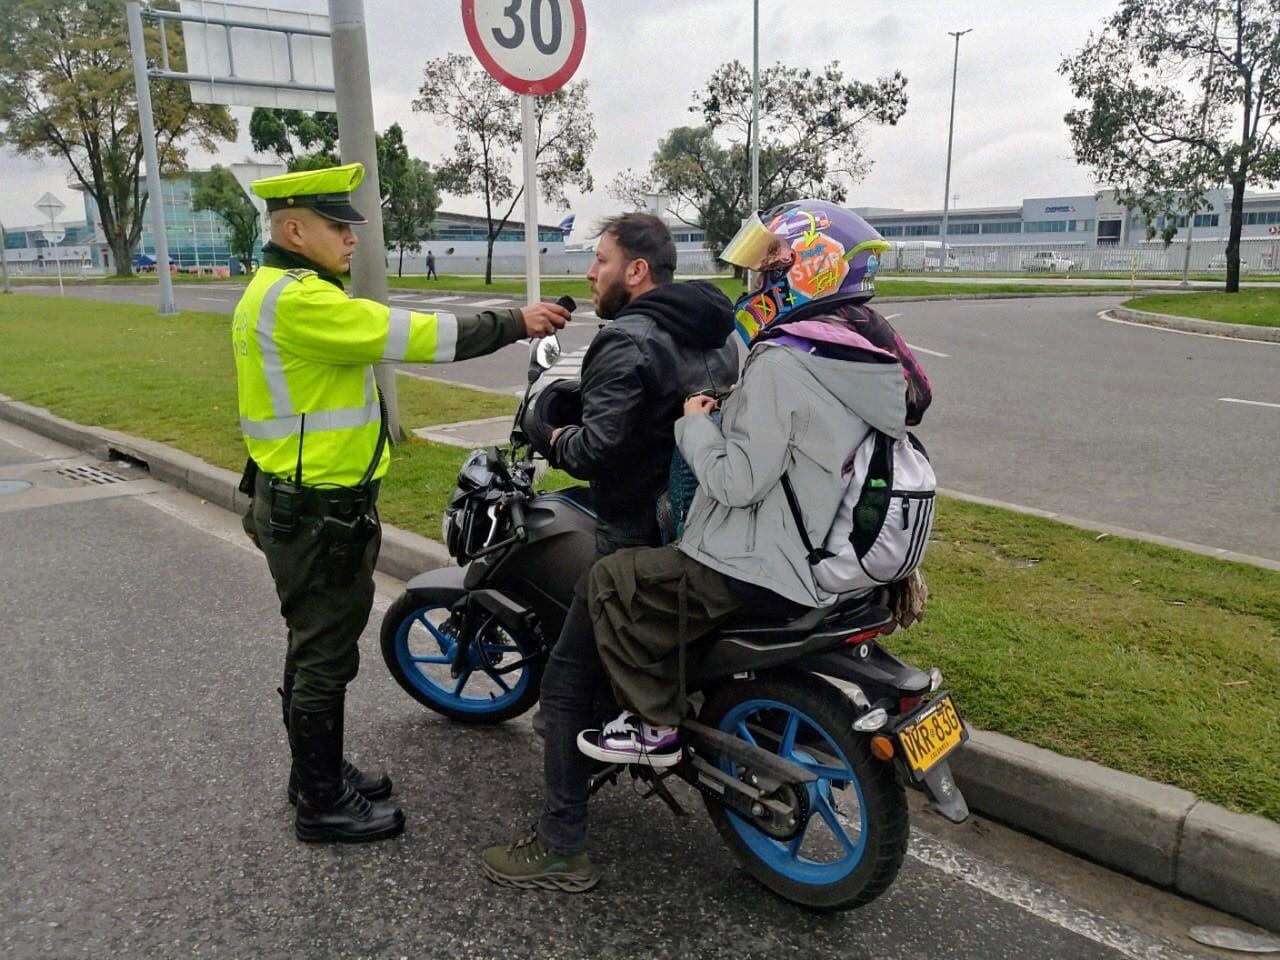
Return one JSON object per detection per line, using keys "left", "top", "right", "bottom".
{"left": 690, "top": 750, "right": 810, "bottom": 842}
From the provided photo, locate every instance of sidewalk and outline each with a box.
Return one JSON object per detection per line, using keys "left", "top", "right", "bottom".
{"left": 1, "top": 392, "right": 1276, "bottom": 934}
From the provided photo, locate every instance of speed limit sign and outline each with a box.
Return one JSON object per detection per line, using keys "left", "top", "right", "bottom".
{"left": 462, "top": 0, "right": 586, "bottom": 95}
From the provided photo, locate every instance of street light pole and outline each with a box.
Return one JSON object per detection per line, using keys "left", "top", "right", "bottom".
{"left": 751, "top": 0, "right": 760, "bottom": 215}
{"left": 939, "top": 28, "right": 971, "bottom": 273}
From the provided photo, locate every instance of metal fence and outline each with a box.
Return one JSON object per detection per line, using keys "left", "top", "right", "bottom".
{"left": 400, "top": 241, "right": 1280, "bottom": 277}
{"left": 391, "top": 248, "right": 726, "bottom": 278}
{"left": 882, "top": 238, "right": 1280, "bottom": 275}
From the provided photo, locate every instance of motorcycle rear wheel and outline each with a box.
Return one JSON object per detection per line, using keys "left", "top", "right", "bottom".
{"left": 699, "top": 669, "right": 909, "bottom": 911}
{"left": 380, "top": 591, "right": 543, "bottom": 724}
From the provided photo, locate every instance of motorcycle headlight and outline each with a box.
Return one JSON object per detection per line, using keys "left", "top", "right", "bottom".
{"left": 444, "top": 493, "right": 498, "bottom": 564}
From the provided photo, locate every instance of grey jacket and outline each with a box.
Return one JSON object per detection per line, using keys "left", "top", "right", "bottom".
{"left": 675, "top": 341, "right": 908, "bottom": 608}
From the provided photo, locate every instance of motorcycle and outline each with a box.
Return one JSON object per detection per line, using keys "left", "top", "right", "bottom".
{"left": 380, "top": 329, "right": 970, "bottom": 911}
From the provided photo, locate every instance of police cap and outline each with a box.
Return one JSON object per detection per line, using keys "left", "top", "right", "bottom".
{"left": 252, "top": 162, "right": 367, "bottom": 224}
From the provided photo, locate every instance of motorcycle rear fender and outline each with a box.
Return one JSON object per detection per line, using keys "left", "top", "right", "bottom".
{"left": 919, "top": 760, "right": 969, "bottom": 823}
{"left": 794, "top": 644, "right": 932, "bottom": 703}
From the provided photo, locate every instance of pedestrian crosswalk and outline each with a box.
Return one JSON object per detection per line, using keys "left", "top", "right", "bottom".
{"left": 543, "top": 346, "right": 587, "bottom": 381}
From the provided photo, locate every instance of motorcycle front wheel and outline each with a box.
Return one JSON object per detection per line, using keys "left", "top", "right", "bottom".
{"left": 379, "top": 592, "right": 543, "bottom": 724}
{"left": 699, "top": 669, "right": 909, "bottom": 912}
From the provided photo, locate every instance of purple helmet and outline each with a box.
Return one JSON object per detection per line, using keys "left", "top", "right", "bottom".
{"left": 720, "top": 199, "right": 890, "bottom": 345}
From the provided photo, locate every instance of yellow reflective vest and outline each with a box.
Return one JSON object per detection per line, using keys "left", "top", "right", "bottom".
{"left": 233, "top": 263, "right": 524, "bottom": 487}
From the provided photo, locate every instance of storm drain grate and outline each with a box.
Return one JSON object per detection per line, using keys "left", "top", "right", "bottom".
{"left": 53, "top": 464, "right": 131, "bottom": 485}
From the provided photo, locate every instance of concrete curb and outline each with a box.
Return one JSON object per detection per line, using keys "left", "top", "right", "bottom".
{"left": 1110, "top": 306, "right": 1280, "bottom": 342}
{"left": 0, "top": 394, "right": 1277, "bottom": 932}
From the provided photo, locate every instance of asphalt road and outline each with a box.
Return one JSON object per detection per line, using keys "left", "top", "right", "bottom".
{"left": 0, "top": 421, "right": 1255, "bottom": 960}
{"left": 21, "top": 282, "right": 1278, "bottom": 562}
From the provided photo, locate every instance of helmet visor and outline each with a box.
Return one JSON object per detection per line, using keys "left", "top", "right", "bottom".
{"left": 720, "top": 212, "right": 785, "bottom": 270}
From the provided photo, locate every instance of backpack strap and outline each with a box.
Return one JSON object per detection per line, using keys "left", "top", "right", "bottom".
{"left": 780, "top": 473, "right": 833, "bottom": 566}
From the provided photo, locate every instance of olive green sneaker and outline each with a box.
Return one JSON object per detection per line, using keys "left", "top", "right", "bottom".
{"left": 481, "top": 833, "right": 601, "bottom": 892}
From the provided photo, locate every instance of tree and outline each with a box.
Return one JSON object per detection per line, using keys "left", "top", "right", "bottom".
{"left": 192, "top": 165, "right": 259, "bottom": 273}
{"left": 249, "top": 108, "right": 339, "bottom": 170}
{"left": 383, "top": 158, "right": 440, "bottom": 277}
{"left": 0, "top": 0, "right": 237, "bottom": 276}
{"left": 252, "top": 110, "right": 410, "bottom": 211}
{"left": 412, "top": 53, "right": 596, "bottom": 284}
{"left": 1061, "top": 0, "right": 1280, "bottom": 292}
{"left": 611, "top": 60, "right": 908, "bottom": 261}
{"left": 376, "top": 121, "right": 410, "bottom": 211}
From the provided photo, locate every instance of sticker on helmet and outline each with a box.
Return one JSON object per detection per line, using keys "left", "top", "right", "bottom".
{"left": 787, "top": 232, "right": 849, "bottom": 302}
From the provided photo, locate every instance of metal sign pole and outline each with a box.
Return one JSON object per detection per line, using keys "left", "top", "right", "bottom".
{"left": 329, "top": 0, "right": 400, "bottom": 439}
{"left": 126, "top": 1, "right": 177, "bottom": 314}
{"left": 51, "top": 217, "right": 64, "bottom": 296}
{"left": 522, "top": 95, "right": 541, "bottom": 307}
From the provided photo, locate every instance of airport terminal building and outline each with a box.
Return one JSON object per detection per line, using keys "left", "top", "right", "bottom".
{"left": 3, "top": 172, "right": 567, "bottom": 277}
{"left": 854, "top": 188, "right": 1280, "bottom": 272}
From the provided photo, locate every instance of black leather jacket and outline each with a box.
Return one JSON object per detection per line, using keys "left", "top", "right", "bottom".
{"left": 550, "top": 280, "right": 740, "bottom": 541}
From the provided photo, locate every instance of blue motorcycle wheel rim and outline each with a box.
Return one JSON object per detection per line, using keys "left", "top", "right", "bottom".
{"left": 717, "top": 698, "right": 868, "bottom": 885}
{"left": 393, "top": 603, "right": 532, "bottom": 715}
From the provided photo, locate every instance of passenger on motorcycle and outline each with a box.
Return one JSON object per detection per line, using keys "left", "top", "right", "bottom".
{"left": 481, "top": 213, "right": 741, "bottom": 892}
{"left": 578, "top": 200, "right": 932, "bottom": 770}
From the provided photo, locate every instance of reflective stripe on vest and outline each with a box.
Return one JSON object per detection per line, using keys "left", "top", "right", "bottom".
{"left": 381, "top": 307, "right": 457, "bottom": 362}
{"left": 239, "top": 399, "right": 380, "bottom": 440}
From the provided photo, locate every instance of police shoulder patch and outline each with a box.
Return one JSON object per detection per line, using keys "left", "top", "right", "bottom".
{"left": 285, "top": 268, "right": 317, "bottom": 281}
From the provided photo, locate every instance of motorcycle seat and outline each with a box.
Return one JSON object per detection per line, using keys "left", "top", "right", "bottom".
{"left": 716, "top": 593, "right": 891, "bottom": 644}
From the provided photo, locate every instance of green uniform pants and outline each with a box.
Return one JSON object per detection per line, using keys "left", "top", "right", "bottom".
{"left": 245, "top": 494, "right": 381, "bottom": 712}
{"left": 588, "top": 545, "right": 745, "bottom": 726}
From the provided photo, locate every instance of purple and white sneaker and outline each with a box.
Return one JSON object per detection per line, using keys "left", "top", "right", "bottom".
{"left": 577, "top": 711, "right": 682, "bottom": 768}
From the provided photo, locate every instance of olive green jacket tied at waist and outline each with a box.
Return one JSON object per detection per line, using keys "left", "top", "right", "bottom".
{"left": 233, "top": 243, "right": 526, "bottom": 488}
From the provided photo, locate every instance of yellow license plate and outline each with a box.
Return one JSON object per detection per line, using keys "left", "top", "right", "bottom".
{"left": 896, "top": 694, "right": 966, "bottom": 779}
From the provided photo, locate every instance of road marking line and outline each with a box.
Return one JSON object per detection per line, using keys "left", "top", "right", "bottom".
{"left": 389, "top": 294, "right": 421, "bottom": 302}
{"left": 1099, "top": 310, "right": 1280, "bottom": 346}
{"left": 1220, "top": 397, "right": 1280, "bottom": 409}
{"left": 905, "top": 342, "right": 950, "bottom": 358}
{"left": 905, "top": 830, "right": 1199, "bottom": 960}
{"left": 195, "top": 296, "right": 229, "bottom": 302}
{"left": 468, "top": 298, "right": 512, "bottom": 307}
{"left": 884, "top": 304, "right": 946, "bottom": 357}
{"left": 425, "top": 295, "right": 463, "bottom": 303}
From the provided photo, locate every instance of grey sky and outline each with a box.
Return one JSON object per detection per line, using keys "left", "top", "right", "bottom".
{"left": 0, "top": 0, "right": 1116, "bottom": 236}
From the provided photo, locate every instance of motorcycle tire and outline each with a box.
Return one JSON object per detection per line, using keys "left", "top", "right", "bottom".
{"left": 380, "top": 591, "right": 543, "bottom": 725}
{"left": 699, "top": 668, "right": 909, "bottom": 912}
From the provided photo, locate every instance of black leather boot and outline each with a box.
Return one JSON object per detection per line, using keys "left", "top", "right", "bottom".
{"left": 280, "top": 674, "right": 392, "bottom": 803}
{"left": 289, "top": 702, "right": 405, "bottom": 843}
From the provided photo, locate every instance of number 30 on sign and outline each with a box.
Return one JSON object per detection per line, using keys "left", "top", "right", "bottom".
{"left": 462, "top": 0, "right": 587, "bottom": 96}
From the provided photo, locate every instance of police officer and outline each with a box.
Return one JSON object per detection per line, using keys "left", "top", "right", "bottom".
{"left": 234, "top": 162, "right": 568, "bottom": 843}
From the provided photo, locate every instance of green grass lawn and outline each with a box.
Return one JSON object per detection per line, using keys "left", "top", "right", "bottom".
{"left": 1123, "top": 289, "right": 1280, "bottom": 328}
{"left": 1, "top": 291, "right": 1277, "bottom": 820}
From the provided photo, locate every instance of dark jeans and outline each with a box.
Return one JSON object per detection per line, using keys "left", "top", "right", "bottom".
{"left": 536, "top": 524, "right": 652, "bottom": 856}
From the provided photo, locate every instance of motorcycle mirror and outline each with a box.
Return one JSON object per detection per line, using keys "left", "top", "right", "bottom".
{"left": 533, "top": 335, "right": 562, "bottom": 372}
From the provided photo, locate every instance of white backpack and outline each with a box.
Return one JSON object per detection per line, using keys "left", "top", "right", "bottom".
{"left": 781, "top": 430, "right": 936, "bottom": 595}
